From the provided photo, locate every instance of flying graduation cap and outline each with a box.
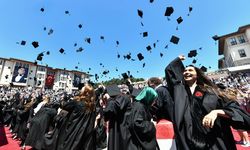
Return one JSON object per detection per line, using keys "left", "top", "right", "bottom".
{"left": 165, "top": 6, "right": 174, "bottom": 20}
{"left": 188, "top": 6, "right": 193, "bottom": 16}
{"left": 137, "top": 9, "right": 143, "bottom": 18}
{"left": 59, "top": 48, "right": 65, "bottom": 54}
{"left": 200, "top": 66, "right": 207, "bottom": 72}
{"left": 212, "top": 35, "right": 220, "bottom": 41}
{"left": 85, "top": 38, "right": 91, "bottom": 44}
{"left": 137, "top": 53, "right": 144, "bottom": 61}
{"left": 76, "top": 47, "right": 84, "bottom": 52}
{"left": 142, "top": 32, "right": 148, "bottom": 37}
{"left": 188, "top": 50, "right": 197, "bottom": 58}
{"left": 40, "top": 8, "right": 45, "bottom": 12}
{"left": 146, "top": 45, "right": 152, "bottom": 51}
{"left": 177, "top": 16, "right": 183, "bottom": 24}
{"left": 20, "top": 40, "right": 26, "bottom": 45}
{"left": 37, "top": 52, "right": 44, "bottom": 61}
{"left": 32, "top": 41, "right": 39, "bottom": 48}
{"left": 170, "top": 35, "right": 179, "bottom": 44}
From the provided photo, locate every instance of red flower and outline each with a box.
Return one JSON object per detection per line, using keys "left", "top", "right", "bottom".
{"left": 195, "top": 91, "right": 203, "bottom": 97}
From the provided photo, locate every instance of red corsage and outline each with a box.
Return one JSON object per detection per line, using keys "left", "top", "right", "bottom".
{"left": 194, "top": 91, "right": 203, "bottom": 97}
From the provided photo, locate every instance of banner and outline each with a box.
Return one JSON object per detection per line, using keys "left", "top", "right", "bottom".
{"left": 11, "top": 65, "right": 29, "bottom": 83}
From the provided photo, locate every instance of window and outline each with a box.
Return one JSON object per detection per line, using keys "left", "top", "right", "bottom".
{"left": 38, "top": 66, "right": 45, "bottom": 72}
{"left": 238, "top": 35, "right": 246, "bottom": 44}
{"left": 230, "top": 37, "right": 237, "bottom": 45}
{"left": 238, "top": 49, "right": 247, "bottom": 58}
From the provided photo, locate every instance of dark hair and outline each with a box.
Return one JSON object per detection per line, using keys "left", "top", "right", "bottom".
{"left": 188, "top": 65, "right": 219, "bottom": 95}
{"left": 148, "top": 77, "right": 162, "bottom": 86}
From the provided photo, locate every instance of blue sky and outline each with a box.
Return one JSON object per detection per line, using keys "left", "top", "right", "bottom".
{"left": 0, "top": 0, "right": 250, "bottom": 82}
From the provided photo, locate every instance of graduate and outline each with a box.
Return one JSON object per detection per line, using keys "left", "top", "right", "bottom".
{"left": 55, "top": 84, "right": 96, "bottom": 150}
{"left": 127, "top": 87, "right": 159, "bottom": 150}
{"left": 102, "top": 84, "right": 132, "bottom": 150}
{"left": 165, "top": 55, "right": 250, "bottom": 150}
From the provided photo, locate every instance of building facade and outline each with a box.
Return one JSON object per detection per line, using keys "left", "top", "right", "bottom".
{"left": 218, "top": 24, "right": 250, "bottom": 69}
{"left": 0, "top": 57, "right": 90, "bottom": 91}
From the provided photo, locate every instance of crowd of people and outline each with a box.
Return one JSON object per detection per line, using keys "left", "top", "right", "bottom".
{"left": 0, "top": 55, "right": 250, "bottom": 150}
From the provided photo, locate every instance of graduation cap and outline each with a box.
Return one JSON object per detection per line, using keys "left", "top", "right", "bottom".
{"left": 43, "top": 27, "right": 46, "bottom": 31}
{"left": 137, "top": 53, "right": 144, "bottom": 61}
{"left": 100, "top": 36, "right": 104, "bottom": 40}
{"left": 189, "top": 6, "right": 193, "bottom": 12}
{"left": 143, "top": 63, "right": 146, "bottom": 68}
{"left": 192, "top": 59, "right": 197, "bottom": 64}
{"left": 212, "top": 35, "right": 220, "bottom": 41}
{"left": 177, "top": 16, "right": 183, "bottom": 24}
{"left": 46, "top": 51, "right": 50, "bottom": 55}
{"left": 106, "top": 85, "right": 121, "bottom": 97}
{"left": 78, "top": 24, "right": 82, "bottom": 28}
{"left": 165, "top": 7, "right": 174, "bottom": 16}
{"left": 170, "top": 35, "right": 180, "bottom": 44}
{"left": 124, "top": 53, "right": 131, "bottom": 60}
{"left": 74, "top": 43, "right": 77, "bottom": 47}
{"left": 103, "top": 70, "right": 109, "bottom": 75}
{"left": 165, "top": 44, "right": 168, "bottom": 49}
{"left": 40, "top": 8, "right": 44, "bottom": 12}
{"left": 37, "top": 52, "right": 44, "bottom": 61}
{"left": 137, "top": 9, "right": 143, "bottom": 18}
{"left": 48, "top": 29, "right": 54, "bottom": 35}
{"left": 200, "top": 66, "right": 207, "bottom": 72}
{"left": 187, "top": 6, "right": 193, "bottom": 16}
{"left": 21, "top": 40, "right": 26, "bottom": 45}
{"left": 116, "top": 41, "right": 119, "bottom": 46}
{"left": 65, "top": 10, "right": 70, "bottom": 14}
{"left": 149, "top": 0, "right": 154, "bottom": 3}
{"left": 160, "top": 53, "right": 163, "bottom": 57}
{"left": 76, "top": 47, "right": 83, "bottom": 52}
{"left": 85, "top": 38, "right": 91, "bottom": 44}
{"left": 34, "top": 61, "right": 38, "bottom": 65}
{"left": 121, "top": 73, "right": 129, "bottom": 80}
{"left": 146, "top": 45, "right": 152, "bottom": 51}
{"left": 143, "top": 32, "right": 148, "bottom": 37}
{"left": 141, "top": 22, "right": 144, "bottom": 26}
{"left": 59, "top": 48, "right": 65, "bottom": 54}
{"left": 117, "top": 53, "right": 120, "bottom": 58}
{"left": 75, "top": 66, "right": 78, "bottom": 69}
{"left": 188, "top": 50, "right": 197, "bottom": 58}
{"left": 153, "top": 43, "right": 156, "bottom": 48}
{"left": 32, "top": 41, "right": 39, "bottom": 48}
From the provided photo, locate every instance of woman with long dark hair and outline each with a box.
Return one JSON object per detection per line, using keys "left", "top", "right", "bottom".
{"left": 164, "top": 55, "right": 250, "bottom": 150}
{"left": 55, "top": 84, "right": 96, "bottom": 150}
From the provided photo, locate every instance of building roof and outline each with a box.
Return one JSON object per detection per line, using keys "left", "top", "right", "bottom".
{"left": 5, "top": 57, "right": 90, "bottom": 76}
{"left": 218, "top": 24, "right": 250, "bottom": 55}
{"left": 226, "top": 64, "right": 250, "bottom": 72}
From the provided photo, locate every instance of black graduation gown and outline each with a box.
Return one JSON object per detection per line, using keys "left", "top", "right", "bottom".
{"left": 25, "top": 106, "right": 57, "bottom": 150}
{"left": 55, "top": 100, "right": 96, "bottom": 150}
{"left": 165, "top": 57, "right": 250, "bottom": 150}
{"left": 43, "top": 109, "right": 68, "bottom": 150}
{"left": 103, "top": 95, "right": 132, "bottom": 150}
{"left": 0, "top": 103, "right": 8, "bottom": 146}
{"left": 128, "top": 101, "right": 158, "bottom": 150}
{"left": 151, "top": 86, "right": 173, "bottom": 122}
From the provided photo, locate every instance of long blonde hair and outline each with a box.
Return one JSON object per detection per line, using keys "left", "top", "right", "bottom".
{"left": 75, "top": 84, "right": 96, "bottom": 112}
